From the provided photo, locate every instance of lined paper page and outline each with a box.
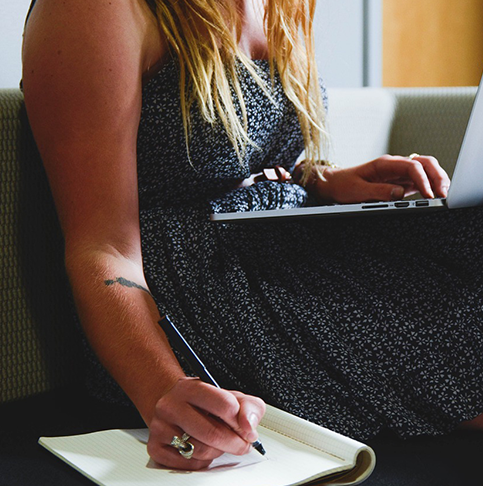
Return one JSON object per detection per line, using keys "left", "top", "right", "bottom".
{"left": 39, "top": 405, "right": 375, "bottom": 486}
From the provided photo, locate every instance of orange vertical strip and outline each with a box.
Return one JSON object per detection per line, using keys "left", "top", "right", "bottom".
{"left": 383, "top": 0, "right": 483, "bottom": 87}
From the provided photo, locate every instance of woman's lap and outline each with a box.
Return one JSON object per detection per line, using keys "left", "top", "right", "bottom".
{"left": 137, "top": 205, "right": 483, "bottom": 440}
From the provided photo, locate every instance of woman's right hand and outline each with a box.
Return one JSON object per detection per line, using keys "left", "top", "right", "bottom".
{"left": 147, "top": 377, "right": 266, "bottom": 470}
{"left": 294, "top": 155, "right": 450, "bottom": 204}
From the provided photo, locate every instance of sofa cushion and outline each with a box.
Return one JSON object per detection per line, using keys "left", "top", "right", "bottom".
{"left": 389, "top": 87, "right": 477, "bottom": 178}
{"left": 326, "top": 88, "right": 396, "bottom": 168}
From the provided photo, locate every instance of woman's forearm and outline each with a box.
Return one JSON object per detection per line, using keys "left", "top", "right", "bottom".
{"left": 66, "top": 249, "right": 185, "bottom": 425}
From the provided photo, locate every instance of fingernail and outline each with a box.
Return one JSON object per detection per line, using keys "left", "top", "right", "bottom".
{"left": 247, "top": 430, "right": 259, "bottom": 442}
{"left": 245, "top": 413, "right": 259, "bottom": 441}
{"left": 391, "top": 187, "right": 405, "bottom": 200}
{"left": 248, "top": 413, "right": 258, "bottom": 429}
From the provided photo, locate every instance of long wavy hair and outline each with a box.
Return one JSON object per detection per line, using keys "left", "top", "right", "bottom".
{"left": 151, "top": 0, "right": 329, "bottom": 183}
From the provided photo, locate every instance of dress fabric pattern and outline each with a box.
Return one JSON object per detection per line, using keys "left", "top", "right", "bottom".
{"left": 122, "top": 59, "right": 483, "bottom": 441}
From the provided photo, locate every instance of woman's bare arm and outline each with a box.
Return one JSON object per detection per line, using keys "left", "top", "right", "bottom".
{"left": 22, "top": 0, "right": 182, "bottom": 422}
{"left": 22, "top": 0, "right": 264, "bottom": 470}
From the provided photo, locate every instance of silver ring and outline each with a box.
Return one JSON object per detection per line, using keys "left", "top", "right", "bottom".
{"left": 408, "top": 153, "right": 420, "bottom": 160}
{"left": 170, "top": 434, "right": 195, "bottom": 460}
{"left": 178, "top": 440, "right": 195, "bottom": 459}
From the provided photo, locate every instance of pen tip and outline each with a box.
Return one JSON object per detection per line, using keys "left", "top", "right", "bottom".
{"left": 252, "top": 440, "right": 266, "bottom": 455}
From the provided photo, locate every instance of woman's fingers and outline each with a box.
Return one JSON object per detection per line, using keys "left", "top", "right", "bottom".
{"left": 368, "top": 156, "right": 433, "bottom": 198}
{"left": 366, "top": 155, "right": 450, "bottom": 199}
{"left": 409, "top": 154, "right": 451, "bottom": 197}
{"left": 156, "top": 381, "right": 252, "bottom": 455}
{"left": 150, "top": 407, "right": 237, "bottom": 460}
{"left": 402, "top": 157, "right": 434, "bottom": 198}
{"left": 180, "top": 408, "right": 252, "bottom": 455}
{"left": 147, "top": 424, "right": 224, "bottom": 470}
{"left": 147, "top": 378, "right": 266, "bottom": 469}
{"left": 230, "top": 391, "right": 266, "bottom": 443}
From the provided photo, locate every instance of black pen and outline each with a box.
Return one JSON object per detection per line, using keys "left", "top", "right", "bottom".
{"left": 159, "top": 315, "right": 266, "bottom": 456}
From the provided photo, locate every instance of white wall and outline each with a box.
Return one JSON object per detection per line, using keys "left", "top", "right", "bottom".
{"left": 0, "top": 0, "right": 32, "bottom": 89}
{"left": 314, "top": 0, "right": 382, "bottom": 88}
{"left": 0, "top": 0, "right": 382, "bottom": 89}
{"left": 314, "top": 0, "right": 364, "bottom": 88}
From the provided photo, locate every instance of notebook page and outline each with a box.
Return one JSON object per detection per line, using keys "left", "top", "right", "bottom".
{"left": 39, "top": 424, "right": 357, "bottom": 486}
{"left": 41, "top": 429, "right": 263, "bottom": 486}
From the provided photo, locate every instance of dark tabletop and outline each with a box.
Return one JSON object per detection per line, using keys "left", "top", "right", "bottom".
{"left": 1, "top": 387, "right": 482, "bottom": 486}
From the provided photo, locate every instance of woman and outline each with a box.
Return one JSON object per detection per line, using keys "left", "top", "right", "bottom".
{"left": 22, "top": 0, "right": 483, "bottom": 471}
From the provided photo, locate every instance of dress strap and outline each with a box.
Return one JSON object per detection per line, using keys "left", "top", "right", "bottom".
{"left": 24, "top": 0, "right": 37, "bottom": 26}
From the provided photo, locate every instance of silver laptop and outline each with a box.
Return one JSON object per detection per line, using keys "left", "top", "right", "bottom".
{"left": 211, "top": 75, "right": 483, "bottom": 223}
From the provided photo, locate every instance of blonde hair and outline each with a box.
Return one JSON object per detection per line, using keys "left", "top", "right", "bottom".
{"left": 153, "top": 0, "right": 328, "bottom": 183}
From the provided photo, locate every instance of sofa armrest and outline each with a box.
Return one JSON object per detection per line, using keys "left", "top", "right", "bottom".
{"left": 0, "top": 89, "right": 83, "bottom": 404}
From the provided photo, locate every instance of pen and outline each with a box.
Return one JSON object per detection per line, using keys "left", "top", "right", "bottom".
{"left": 159, "top": 315, "right": 266, "bottom": 456}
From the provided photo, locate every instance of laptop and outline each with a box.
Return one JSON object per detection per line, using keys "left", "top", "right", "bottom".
{"left": 210, "top": 75, "right": 483, "bottom": 223}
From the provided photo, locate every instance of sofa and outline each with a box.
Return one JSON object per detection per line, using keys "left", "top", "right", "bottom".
{"left": 1, "top": 86, "right": 482, "bottom": 485}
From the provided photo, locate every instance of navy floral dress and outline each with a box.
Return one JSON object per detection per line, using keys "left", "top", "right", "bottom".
{"left": 91, "top": 58, "right": 483, "bottom": 441}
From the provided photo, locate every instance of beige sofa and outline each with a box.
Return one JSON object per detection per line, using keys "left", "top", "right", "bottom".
{"left": 0, "top": 86, "right": 477, "bottom": 405}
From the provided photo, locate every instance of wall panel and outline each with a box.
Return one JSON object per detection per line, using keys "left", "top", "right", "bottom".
{"left": 383, "top": 0, "right": 483, "bottom": 87}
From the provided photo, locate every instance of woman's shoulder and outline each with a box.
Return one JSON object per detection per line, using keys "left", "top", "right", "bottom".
{"left": 23, "top": 0, "right": 166, "bottom": 80}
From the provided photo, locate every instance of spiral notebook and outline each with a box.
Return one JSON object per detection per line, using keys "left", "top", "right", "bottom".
{"left": 39, "top": 404, "right": 375, "bottom": 486}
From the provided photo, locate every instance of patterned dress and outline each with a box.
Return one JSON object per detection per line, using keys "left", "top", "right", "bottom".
{"left": 89, "top": 58, "right": 483, "bottom": 442}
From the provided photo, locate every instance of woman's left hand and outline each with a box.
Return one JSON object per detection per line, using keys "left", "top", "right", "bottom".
{"left": 302, "top": 154, "right": 451, "bottom": 204}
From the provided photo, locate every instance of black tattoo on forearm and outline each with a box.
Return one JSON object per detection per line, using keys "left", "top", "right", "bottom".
{"left": 104, "top": 277, "right": 153, "bottom": 296}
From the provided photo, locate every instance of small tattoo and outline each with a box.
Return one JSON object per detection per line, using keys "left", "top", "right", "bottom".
{"left": 104, "top": 277, "right": 152, "bottom": 296}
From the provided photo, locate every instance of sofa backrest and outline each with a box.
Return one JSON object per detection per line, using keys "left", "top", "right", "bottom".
{"left": 326, "top": 88, "right": 396, "bottom": 168}
{"left": 327, "top": 86, "right": 477, "bottom": 177}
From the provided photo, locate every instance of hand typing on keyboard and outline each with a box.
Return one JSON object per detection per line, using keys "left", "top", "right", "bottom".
{"left": 293, "top": 154, "right": 451, "bottom": 205}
